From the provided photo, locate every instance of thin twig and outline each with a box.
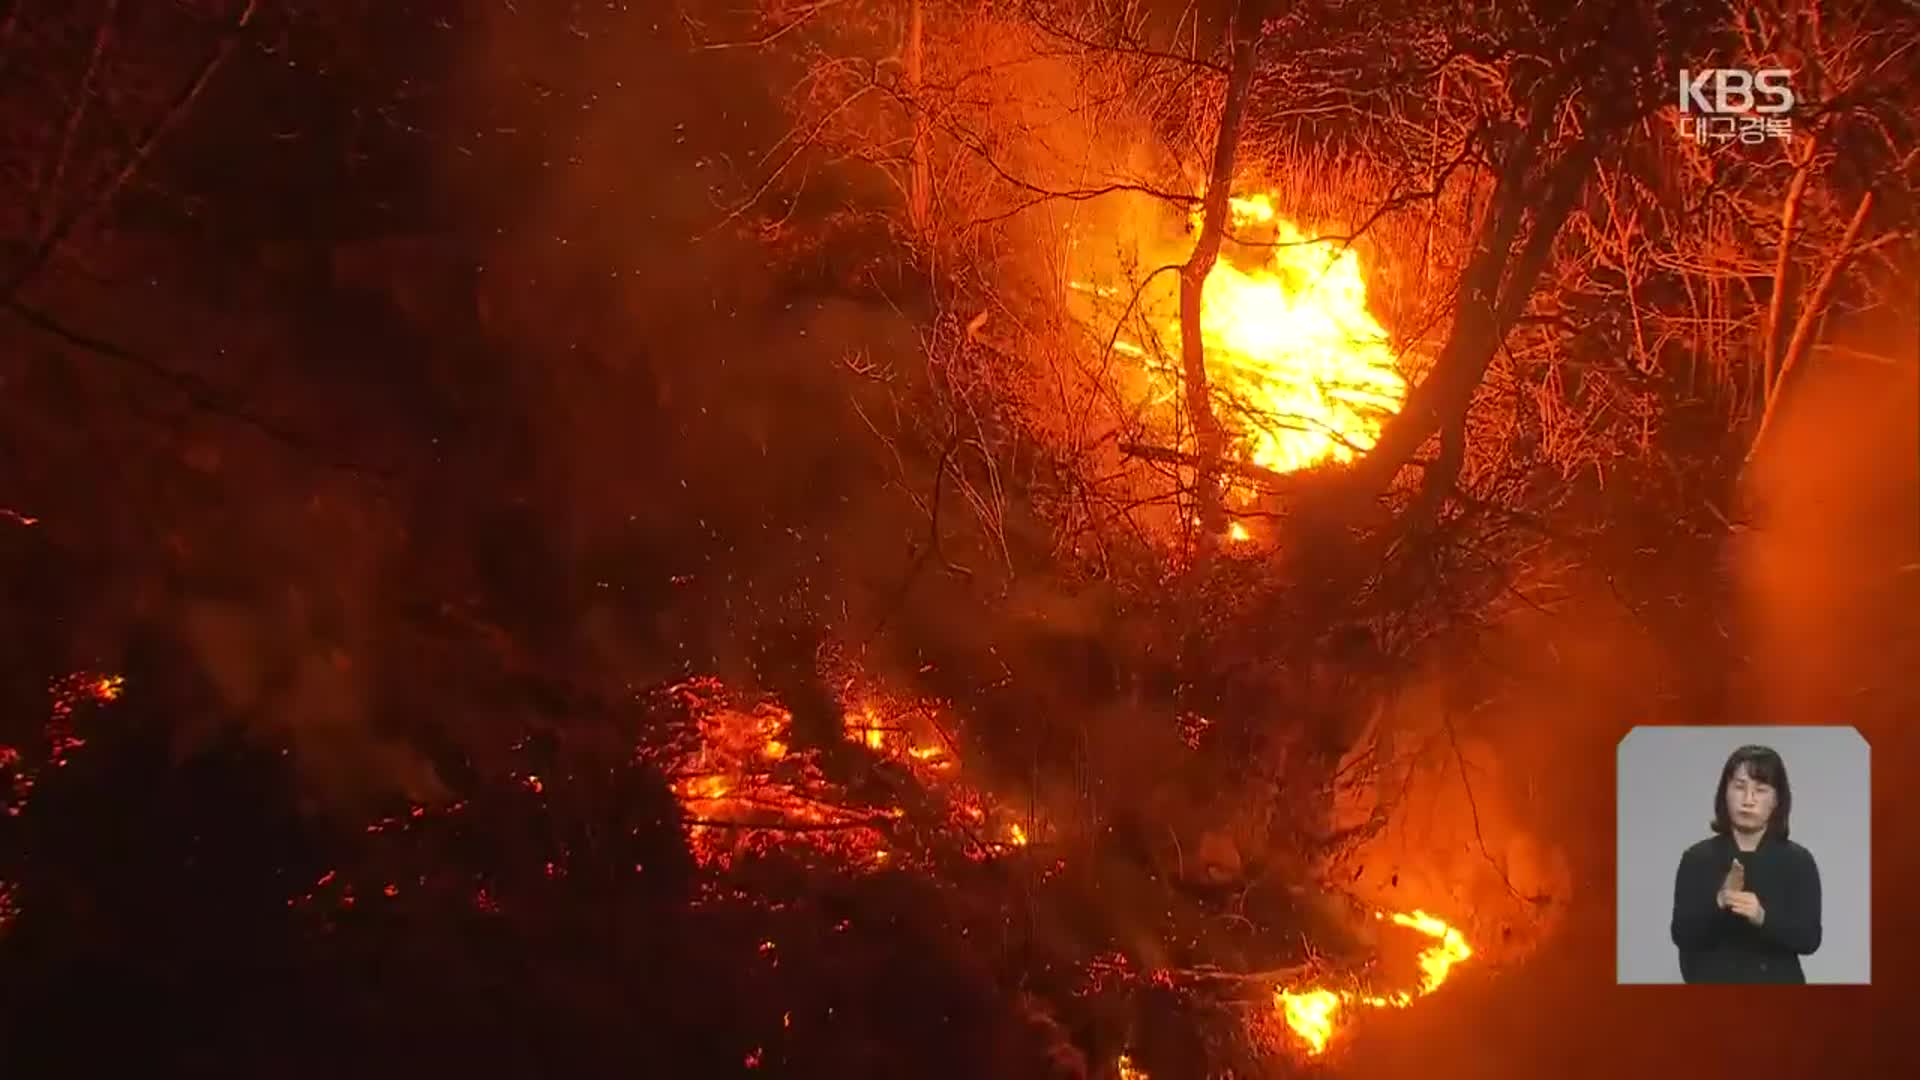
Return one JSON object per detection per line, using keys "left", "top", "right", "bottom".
{"left": 1440, "top": 709, "right": 1546, "bottom": 911}
{"left": 0, "top": 0, "right": 258, "bottom": 305}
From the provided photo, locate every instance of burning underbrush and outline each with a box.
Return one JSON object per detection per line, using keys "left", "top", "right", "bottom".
{"left": 636, "top": 668, "right": 1484, "bottom": 1068}
{"left": 3, "top": 661, "right": 1484, "bottom": 1073}
{"left": 648, "top": 675, "right": 1036, "bottom": 876}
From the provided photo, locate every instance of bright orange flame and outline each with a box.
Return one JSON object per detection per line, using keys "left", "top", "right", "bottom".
{"left": 1388, "top": 909, "right": 1473, "bottom": 993}
{"left": 1275, "top": 989, "right": 1342, "bottom": 1056}
{"left": 1183, "top": 196, "right": 1407, "bottom": 474}
{"left": 1117, "top": 1052, "right": 1148, "bottom": 1079}
{"left": 1073, "top": 194, "right": 1408, "bottom": 478}
{"left": 844, "top": 706, "right": 887, "bottom": 750}
{"left": 1272, "top": 908, "right": 1474, "bottom": 1057}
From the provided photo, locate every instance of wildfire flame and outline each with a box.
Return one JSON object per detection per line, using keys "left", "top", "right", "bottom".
{"left": 1186, "top": 195, "right": 1408, "bottom": 474}
{"left": 1073, "top": 193, "right": 1408, "bottom": 477}
{"left": 1272, "top": 908, "right": 1474, "bottom": 1056}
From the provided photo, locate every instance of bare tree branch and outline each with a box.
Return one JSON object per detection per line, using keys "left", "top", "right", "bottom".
{"left": 0, "top": 0, "right": 258, "bottom": 306}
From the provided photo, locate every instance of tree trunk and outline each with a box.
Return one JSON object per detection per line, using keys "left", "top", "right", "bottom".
{"left": 1762, "top": 143, "right": 1815, "bottom": 403}
{"left": 1746, "top": 189, "right": 1875, "bottom": 465}
{"left": 906, "top": 0, "right": 931, "bottom": 239}
{"left": 1343, "top": 81, "right": 1594, "bottom": 505}
{"left": 1179, "top": 0, "right": 1266, "bottom": 556}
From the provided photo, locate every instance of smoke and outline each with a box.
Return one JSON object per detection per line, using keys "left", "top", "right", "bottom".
{"left": 1734, "top": 334, "right": 1920, "bottom": 728}
{"left": 1332, "top": 315, "right": 1918, "bottom": 1076}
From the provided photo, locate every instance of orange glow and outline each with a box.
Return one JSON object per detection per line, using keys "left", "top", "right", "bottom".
{"left": 663, "top": 685, "right": 885, "bottom": 869}
{"left": 1117, "top": 1052, "right": 1148, "bottom": 1079}
{"left": 842, "top": 705, "right": 888, "bottom": 751}
{"left": 1272, "top": 908, "right": 1474, "bottom": 1057}
{"left": 1072, "top": 194, "right": 1407, "bottom": 478}
{"left": 0, "top": 508, "right": 37, "bottom": 526}
{"left": 653, "top": 677, "right": 1035, "bottom": 874}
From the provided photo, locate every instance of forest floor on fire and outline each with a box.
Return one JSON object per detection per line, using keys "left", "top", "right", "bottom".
{"left": 3, "top": 5, "right": 1918, "bottom": 1079}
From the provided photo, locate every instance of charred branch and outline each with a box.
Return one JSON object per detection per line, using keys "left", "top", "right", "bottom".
{"left": 1178, "top": 0, "right": 1267, "bottom": 553}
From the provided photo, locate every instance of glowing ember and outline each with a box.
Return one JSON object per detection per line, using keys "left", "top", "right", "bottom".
{"left": 2, "top": 672, "right": 125, "bottom": 933}
{"left": 5, "top": 671, "right": 123, "bottom": 814}
{"left": 0, "top": 508, "right": 38, "bottom": 526}
{"left": 651, "top": 677, "right": 1029, "bottom": 874}
{"left": 1272, "top": 908, "right": 1474, "bottom": 1057}
{"left": 51, "top": 671, "right": 122, "bottom": 710}
{"left": 1074, "top": 194, "right": 1407, "bottom": 477}
{"left": 658, "top": 683, "right": 891, "bottom": 869}
{"left": 839, "top": 701, "right": 954, "bottom": 773}
{"left": 1117, "top": 1052, "right": 1148, "bottom": 1079}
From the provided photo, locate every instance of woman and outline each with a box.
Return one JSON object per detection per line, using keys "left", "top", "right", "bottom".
{"left": 1670, "top": 744, "right": 1823, "bottom": 983}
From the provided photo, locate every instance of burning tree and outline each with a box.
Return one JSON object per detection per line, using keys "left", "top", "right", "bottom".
{"left": 0, "top": 0, "right": 1912, "bottom": 1075}
{"left": 688, "top": 0, "right": 1913, "bottom": 1066}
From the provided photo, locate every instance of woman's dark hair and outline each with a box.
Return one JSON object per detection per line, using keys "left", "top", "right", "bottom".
{"left": 1710, "top": 744, "right": 1792, "bottom": 840}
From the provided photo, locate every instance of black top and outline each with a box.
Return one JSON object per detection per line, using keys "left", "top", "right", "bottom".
{"left": 1670, "top": 832, "right": 1822, "bottom": 984}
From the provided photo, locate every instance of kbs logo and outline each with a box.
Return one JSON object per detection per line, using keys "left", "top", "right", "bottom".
{"left": 1677, "top": 69, "right": 1795, "bottom": 144}
{"left": 1678, "top": 69, "right": 1796, "bottom": 114}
